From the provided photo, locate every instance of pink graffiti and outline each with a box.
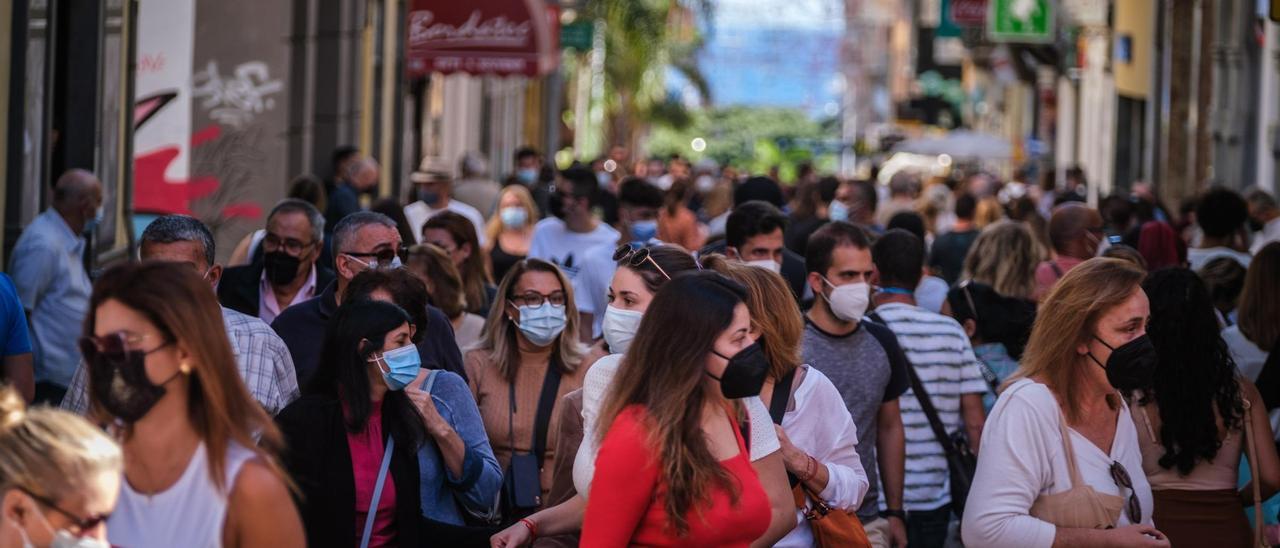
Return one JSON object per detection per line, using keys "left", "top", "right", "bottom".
{"left": 132, "top": 124, "right": 262, "bottom": 220}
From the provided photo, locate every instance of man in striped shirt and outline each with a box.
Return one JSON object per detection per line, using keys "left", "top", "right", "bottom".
{"left": 870, "top": 229, "right": 987, "bottom": 548}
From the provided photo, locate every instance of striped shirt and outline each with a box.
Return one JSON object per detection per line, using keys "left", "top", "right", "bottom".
{"left": 62, "top": 306, "right": 301, "bottom": 416}
{"left": 873, "top": 302, "right": 987, "bottom": 511}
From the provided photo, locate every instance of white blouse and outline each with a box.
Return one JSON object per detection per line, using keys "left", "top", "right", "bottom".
{"left": 775, "top": 365, "right": 869, "bottom": 548}
{"left": 962, "top": 379, "right": 1154, "bottom": 548}
{"left": 573, "top": 353, "right": 782, "bottom": 497}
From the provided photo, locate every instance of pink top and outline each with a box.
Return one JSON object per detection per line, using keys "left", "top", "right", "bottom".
{"left": 346, "top": 399, "right": 396, "bottom": 547}
{"left": 1033, "top": 255, "right": 1085, "bottom": 300}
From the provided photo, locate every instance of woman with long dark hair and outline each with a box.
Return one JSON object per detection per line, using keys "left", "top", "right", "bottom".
{"left": 1131, "top": 268, "right": 1280, "bottom": 547}
{"left": 276, "top": 300, "right": 438, "bottom": 546}
{"left": 581, "top": 272, "right": 772, "bottom": 545}
{"left": 424, "top": 212, "right": 496, "bottom": 316}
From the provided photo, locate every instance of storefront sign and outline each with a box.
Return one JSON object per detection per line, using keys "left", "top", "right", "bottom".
{"left": 405, "top": 0, "right": 558, "bottom": 77}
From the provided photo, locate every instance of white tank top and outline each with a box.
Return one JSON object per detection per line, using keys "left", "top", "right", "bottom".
{"left": 108, "top": 441, "right": 257, "bottom": 548}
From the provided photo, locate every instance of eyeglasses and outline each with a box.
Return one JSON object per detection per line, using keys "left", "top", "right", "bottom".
{"left": 343, "top": 247, "right": 402, "bottom": 267}
{"left": 509, "top": 291, "right": 567, "bottom": 308}
{"left": 263, "top": 233, "right": 315, "bottom": 256}
{"left": 18, "top": 487, "right": 111, "bottom": 536}
{"left": 613, "top": 244, "right": 671, "bottom": 280}
{"left": 78, "top": 332, "right": 171, "bottom": 365}
{"left": 1109, "top": 461, "right": 1143, "bottom": 524}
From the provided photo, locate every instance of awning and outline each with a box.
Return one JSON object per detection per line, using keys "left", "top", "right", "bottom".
{"left": 405, "top": 0, "right": 559, "bottom": 78}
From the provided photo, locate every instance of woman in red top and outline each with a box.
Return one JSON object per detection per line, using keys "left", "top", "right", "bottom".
{"left": 583, "top": 272, "right": 772, "bottom": 546}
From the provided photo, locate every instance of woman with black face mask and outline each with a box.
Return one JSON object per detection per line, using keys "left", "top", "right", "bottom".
{"left": 580, "top": 272, "right": 774, "bottom": 545}
{"left": 963, "top": 258, "right": 1170, "bottom": 548}
{"left": 1129, "top": 268, "right": 1280, "bottom": 547}
{"left": 82, "top": 262, "right": 303, "bottom": 548}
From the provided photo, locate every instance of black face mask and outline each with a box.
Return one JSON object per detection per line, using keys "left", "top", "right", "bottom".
{"left": 263, "top": 251, "right": 301, "bottom": 286}
{"left": 548, "top": 193, "right": 568, "bottom": 219}
{"left": 87, "top": 348, "right": 171, "bottom": 423}
{"left": 1250, "top": 217, "right": 1265, "bottom": 233}
{"left": 709, "top": 342, "right": 770, "bottom": 399}
{"left": 1088, "top": 334, "right": 1158, "bottom": 391}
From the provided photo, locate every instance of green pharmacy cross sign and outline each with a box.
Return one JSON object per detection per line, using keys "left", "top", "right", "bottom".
{"left": 987, "top": 0, "right": 1053, "bottom": 43}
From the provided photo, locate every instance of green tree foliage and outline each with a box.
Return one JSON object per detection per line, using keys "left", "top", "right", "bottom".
{"left": 648, "top": 106, "right": 840, "bottom": 182}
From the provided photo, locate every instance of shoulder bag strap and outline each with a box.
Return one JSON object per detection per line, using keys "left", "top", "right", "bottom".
{"left": 531, "top": 361, "right": 563, "bottom": 461}
{"left": 867, "top": 312, "right": 958, "bottom": 455}
{"left": 420, "top": 369, "right": 438, "bottom": 392}
{"left": 769, "top": 368, "right": 798, "bottom": 426}
{"left": 359, "top": 436, "right": 396, "bottom": 548}
{"left": 1244, "top": 391, "right": 1266, "bottom": 547}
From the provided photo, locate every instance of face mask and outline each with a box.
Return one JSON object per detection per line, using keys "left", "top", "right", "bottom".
{"left": 83, "top": 205, "right": 105, "bottom": 235}
{"left": 745, "top": 258, "right": 781, "bottom": 274}
{"left": 516, "top": 168, "right": 538, "bottom": 185}
{"left": 500, "top": 207, "right": 528, "bottom": 229}
{"left": 515, "top": 302, "right": 567, "bottom": 347}
{"left": 548, "top": 194, "right": 568, "bottom": 219}
{"left": 416, "top": 188, "right": 440, "bottom": 206}
{"left": 371, "top": 343, "right": 420, "bottom": 391}
{"left": 602, "top": 305, "right": 644, "bottom": 355}
{"left": 1249, "top": 217, "right": 1265, "bottom": 233}
{"left": 708, "top": 342, "right": 769, "bottom": 399}
{"left": 823, "top": 278, "right": 870, "bottom": 323}
{"left": 263, "top": 251, "right": 301, "bottom": 286}
{"left": 597, "top": 171, "right": 612, "bottom": 188}
{"left": 630, "top": 219, "right": 658, "bottom": 243}
{"left": 829, "top": 200, "right": 850, "bottom": 222}
{"left": 695, "top": 175, "right": 716, "bottom": 193}
{"left": 87, "top": 347, "right": 170, "bottom": 423}
{"left": 19, "top": 501, "right": 110, "bottom": 548}
{"left": 1088, "top": 334, "right": 1158, "bottom": 391}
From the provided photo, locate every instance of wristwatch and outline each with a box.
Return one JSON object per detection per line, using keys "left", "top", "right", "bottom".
{"left": 879, "top": 508, "right": 907, "bottom": 521}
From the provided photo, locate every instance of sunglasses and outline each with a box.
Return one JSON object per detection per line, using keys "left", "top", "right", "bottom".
{"left": 613, "top": 244, "right": 671, "bottom": 280}
{"left": 18, "top": 487, "right": 111, "bottom": 535}
{"left": 1109, "top": 461, "right": 1143, "bottom": 524}
{"left": 343, "top": 247, "right": 405, "bottom": 266}
{"left": 78, "top": 332, "right": 170, "bottom": 365}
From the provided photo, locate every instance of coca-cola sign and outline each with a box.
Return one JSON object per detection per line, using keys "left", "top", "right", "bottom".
{"left": 405, "top": 0, "right": 558, "bottom": 78}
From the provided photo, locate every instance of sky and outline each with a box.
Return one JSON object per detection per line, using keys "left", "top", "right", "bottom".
{"left": 681, "top": 0, "right": 844, "bottom": 115}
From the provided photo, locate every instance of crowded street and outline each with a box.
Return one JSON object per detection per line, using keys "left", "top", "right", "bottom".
{"left": 1, "top": 0, "right": 1279, "bottom": 547}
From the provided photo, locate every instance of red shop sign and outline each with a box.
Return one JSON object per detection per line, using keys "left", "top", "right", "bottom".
{"left": 950, "top": 0, "right": 987, "bottom": 26}
{"left": 405, "top": 0, "right": 559, "bottom": 78}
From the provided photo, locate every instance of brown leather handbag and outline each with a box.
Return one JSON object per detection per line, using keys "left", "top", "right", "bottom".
{"left": 792, "top": 483, "right": 872, "bottom": 548}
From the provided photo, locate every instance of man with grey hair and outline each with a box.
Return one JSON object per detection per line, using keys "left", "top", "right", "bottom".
{"left": 9, "top": 169, "right": 104, "bottom": 404}
{"left": 218, "top": 199, "right": 335, "bottom": 323}
{"left": 61, "top": 214, "right": 300, "bottom": 415}
{"left": 271, "top": 211, "right": 463, "bottom": 387}
{"left": 453, "top": 151, "right": 502, "bottom": 220}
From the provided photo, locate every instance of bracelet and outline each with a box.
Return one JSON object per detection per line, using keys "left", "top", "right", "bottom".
{"left": 798, "top": 455, "right": 818, "bottom": 482}
{"left": 879, "top": 508, "right": 907, "bottom": 521}
{"left": 519, "top": 517, "right": 539, "bottom": 538}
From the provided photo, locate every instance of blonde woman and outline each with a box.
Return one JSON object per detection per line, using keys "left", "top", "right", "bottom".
{"left": 963, "top": 259, "right": 1168, "bottom": 548}
{"left": 961, "top": 220, "right": 1042, "bottom": 301}
{"left": 0, "top": 384, "right": 121, "bottom": 547}
{"left": 485, "top": 186, "right": 538, "bottom": 283}
{"left": 466, "top": 259, "right": 595, "bottom": 519}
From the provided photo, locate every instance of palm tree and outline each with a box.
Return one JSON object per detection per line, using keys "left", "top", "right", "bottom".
{"left": 581, "top": 0, "right": 713, "bottom": 156}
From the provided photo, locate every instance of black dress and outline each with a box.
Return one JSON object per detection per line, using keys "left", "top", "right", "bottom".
{"left": 490, "top": 241, "right": 526, "bottom": 283}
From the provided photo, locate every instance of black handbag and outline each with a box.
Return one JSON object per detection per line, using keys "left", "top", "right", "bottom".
{"left": 869, "top": 312, "right": 978, "bottom": 517}
{"left": 499, "top": 362, "right": 562, "bottom": 523}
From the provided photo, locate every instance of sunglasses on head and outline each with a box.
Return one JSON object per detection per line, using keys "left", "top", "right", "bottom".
{"left": 613, "top": 244, "right": 671, "bottom": 280}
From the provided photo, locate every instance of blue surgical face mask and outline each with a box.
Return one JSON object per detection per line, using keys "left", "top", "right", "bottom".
{"left": 500, "top": 206, "right": 529, "bottom": 229}
{"left": 516, "top": 168, "right": 538, "bottom": 185}
{"left": 630, "top": 219, "right": 658, "bottom": 243}
{"left": 514, "top": 302, "right": 567, "bottom": 347}
{"left": 417, "top": 188, "right": 440, "bottom": 206}
{"left": 371, "top": 343, "right": 420, "bottom": 391}
{"left": 829, "top": 199, "right": 849, "bottom": 222}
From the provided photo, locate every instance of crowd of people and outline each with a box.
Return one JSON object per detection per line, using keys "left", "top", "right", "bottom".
{"left": 2, "top": 147, "right": 1280, "bottom": 548}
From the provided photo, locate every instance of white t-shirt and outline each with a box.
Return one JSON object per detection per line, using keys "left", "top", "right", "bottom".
{"left": 775, "top": 365, "right": 870, "bottom": 548}
{"left": 403, "top": 199, "right": 488, "bottom": 247}
{"left": 962, "top": 379, "right": 1153, "bottom": 548}
{"left": 527, "top": 218, "right": 619, "bottom": 279}
{"left": 572, "top": 354, "right": 781, "bottom": 498}
{"left": 571, "top": 246, "right": 618, "bottom": 338}
{"left": 1223, "top": 325, "right": 1270, "bottom": 381}
{"left": 914, "top": 275, "right": 949, "bottom": 314}
{"left": 1187, "top": 246, "right": 1252, "bottom": 270}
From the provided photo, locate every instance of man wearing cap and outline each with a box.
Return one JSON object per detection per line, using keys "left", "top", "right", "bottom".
{"left": 403, "top": 161, "right": 487, "bottom": 246}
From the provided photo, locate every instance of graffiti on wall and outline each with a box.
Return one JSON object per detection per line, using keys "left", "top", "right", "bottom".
{"left": 191, "top": 60, "right": 284, "bottom": 128}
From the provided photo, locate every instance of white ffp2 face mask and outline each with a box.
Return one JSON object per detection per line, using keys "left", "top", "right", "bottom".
{"left": 745, "top": 259, "right": 781, "bottom": 274}
{"left": 602, "top": 305, "right": 644, "bottom": 354}
{"left": 823, "top": 278, "right": 870, "bottom": 323}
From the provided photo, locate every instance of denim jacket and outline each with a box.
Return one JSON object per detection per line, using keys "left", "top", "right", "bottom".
{"left": 416, "top": 370, "right": 503, "bottom": 524}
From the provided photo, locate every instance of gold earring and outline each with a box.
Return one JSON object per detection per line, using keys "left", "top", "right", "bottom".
{"left": 179, "top": 362, "right": 192, "bottom": 374}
